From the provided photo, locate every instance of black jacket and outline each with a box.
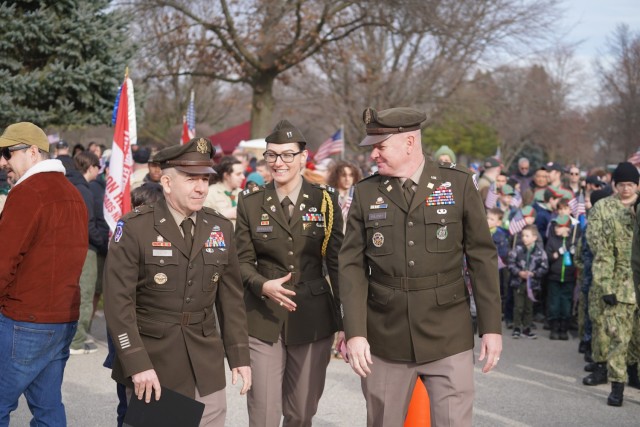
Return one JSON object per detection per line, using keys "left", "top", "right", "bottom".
{"left": 67, "top": 170, "right": 107, "bottom": 252}
{"left": 545, "top": 225, "right": 580, "bottom": 283}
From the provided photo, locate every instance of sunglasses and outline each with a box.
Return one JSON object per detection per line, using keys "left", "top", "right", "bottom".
{"left": 1, "top": 145, "right": 30, "bottom": 161}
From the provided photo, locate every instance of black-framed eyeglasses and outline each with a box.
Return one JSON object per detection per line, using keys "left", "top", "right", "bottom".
{"left": 1, "top": 144, "right": 30, "bottom": 161}
{"left": 263, "top": 151, "right": 303, "bottom": 163}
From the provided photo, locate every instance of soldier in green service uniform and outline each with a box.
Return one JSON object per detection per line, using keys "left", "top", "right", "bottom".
{"left": 585, "top": 162, "right": 640, "bottom": 406}
{"left": 339, "top": 107, "right": 502, "bottom": 427}
{"left": 235, "top": 120, "right": 343, "bottom": 427}
{"left": 103, "top": 138, "right": 251, "bottom": 426}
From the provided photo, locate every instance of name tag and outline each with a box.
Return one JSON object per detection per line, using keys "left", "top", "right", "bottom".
{"left": 368, "top": 212, "right": 387, "bottom": 221}
{"left": 256, "top": 226, "right": 273, "bottom": 233}
{"left": 153, "top": 249, "right": 173, "bottom": 257}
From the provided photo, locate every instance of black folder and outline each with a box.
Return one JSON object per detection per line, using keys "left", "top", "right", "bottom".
{"left": 123, "top": 387, "right": 205, "bottom": 427}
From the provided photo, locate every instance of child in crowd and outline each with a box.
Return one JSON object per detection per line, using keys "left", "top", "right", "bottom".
{"left": 545, "top": 214, "right": 580, "bottom": 340}
{"left": 508, "top": 224, "right": 549, "bottom": 339}
{"left": 496, "top": 184, "right": 517, "bottom": 229}
{"left": 487, "top": 208, "right": 510, "bottom": 319}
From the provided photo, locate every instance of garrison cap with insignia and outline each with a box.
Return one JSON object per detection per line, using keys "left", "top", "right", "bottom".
{"left": 152, "top": 137, "right": 216, "bottom": 174}
{"left": 360, "top": 107, "right": 427, "bottom": 146}
{"left": 265, "top": 119, "right": 307, "bottom": 146}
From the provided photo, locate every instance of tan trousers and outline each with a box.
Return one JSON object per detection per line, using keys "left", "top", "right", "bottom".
{"left": 247, "top": 335, "right": 332, "bottom": 427}
{"left": 362, "top": 349, "right": 474, "bottom": 427}
{"left": 126, "top": 386, "right": 226, "bottom": 427}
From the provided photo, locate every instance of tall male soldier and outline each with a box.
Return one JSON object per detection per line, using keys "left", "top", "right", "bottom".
{"left": 340, "top": 107, "right": 502, "bottom": 426}
{"left": 103, "top": 138, "right": 250, "bottom": 426}
{"left": 0, "top": 122, "right": 88, "bottom": 425}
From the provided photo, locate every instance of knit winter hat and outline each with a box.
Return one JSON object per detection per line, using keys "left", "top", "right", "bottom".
{"left": 612, "top": 162, "right": 640, "bottom": 185}
{"left": 433, "top": 145, "right": 457, "bottom": 164}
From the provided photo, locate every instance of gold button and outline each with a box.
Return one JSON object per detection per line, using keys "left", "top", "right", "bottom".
{"left": 374, "top": 222, "right": 379, "bottom": 227}
{"left": 263, "top": 234, "right": 268, "bottom": 238}
{"left": 288, "top": 251, "right": 294, "bottom": 256}
{"left": 408, "top": 241, "right": 414, "bottom": 246}
{"left": 289, "top": 265, "right": 294, "bottom": 270}
{"left": 186, "top": 297, "right": 191, "bottom": 303}
{"left": 441, "top": 219, "right": 446, "bottom": 223}
{"left": 159, "top": 259, "right": 164, "bottom": 264}
{"left": 408, "top": 222, "right": 414, "bottom": 227}
{"left": 408, "top": 261, "right": 415, "bottom": 267}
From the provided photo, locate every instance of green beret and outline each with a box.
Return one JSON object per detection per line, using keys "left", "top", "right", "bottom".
{"left": 360, "top": 107, "right": 426, "bottom": 146}
{"left": 552, "top": 214, "right": 571, "bottom": 227}
{"left": 152, "top": 137, "right": 215, "bottom": 175}
{"left": 500, "top": 184, "right": 515, "bottom": 195}
{"left": 265, "top": 119, "right": 306, "bottom": 145}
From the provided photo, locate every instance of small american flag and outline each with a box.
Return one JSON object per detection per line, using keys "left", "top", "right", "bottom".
{"left": 508, "top": 209, "right": 528, "bottom": 235}
{"left": 314, "top": 128, "right": 344, "bottom": 161}
{"left": 181, "top": 90, "right": 196, "bottom": 145}
{"left": 568, "top": 192, "right": 586, "bottom": 217}
{"left": 628, "top": 148, "right": 640, "bottom": 166}
{"left": 485, "top": 182, "right": 499, "bottom": 209}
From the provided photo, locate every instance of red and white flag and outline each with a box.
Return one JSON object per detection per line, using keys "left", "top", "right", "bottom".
{"left": 314, "top": 128, "right": 344, "bottom": 162}
{"left": 104, "top": 75, "right": 136, "bottom": 234}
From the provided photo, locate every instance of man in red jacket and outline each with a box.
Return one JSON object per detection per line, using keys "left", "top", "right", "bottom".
{"left": 0, "top": 122, "right": 88, "bottom": 426}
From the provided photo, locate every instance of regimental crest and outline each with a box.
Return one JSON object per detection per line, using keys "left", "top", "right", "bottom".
{"left": 197, "top": 138, "right": 208, "bottom": 154}
{"left": 364, "top": 108, "right": 372, "bottom": 124}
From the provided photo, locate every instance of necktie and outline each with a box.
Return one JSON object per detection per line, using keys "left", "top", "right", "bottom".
{"left": 181, "top": 218, "right": 193, "bottom": 252}
{"left": 403, "top": 179, "right": 415, "bottom": 206}
{"left": 281, "top": 197, "right": 293, "bottom": 222}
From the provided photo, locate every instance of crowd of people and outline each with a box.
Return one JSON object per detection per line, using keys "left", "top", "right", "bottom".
{"left": 465, "top": 150, "right": 640, "bottom": 408}
{"left": 3, "top": 110, "right": 639, "bottom": 426}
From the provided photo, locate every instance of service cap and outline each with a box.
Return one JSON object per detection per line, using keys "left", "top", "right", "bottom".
{"left": 360, "top": 107, "right": 426, "bottom": 146}
{"left": 153, "top": 137, "right": 215, "bottom": 175}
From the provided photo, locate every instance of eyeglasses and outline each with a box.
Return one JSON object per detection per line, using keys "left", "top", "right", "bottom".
{"left": 1, "top": 145, "right": 30, "bottom": 161}
{"left": 263, "top": 151, "right": 303, "bottom": 163}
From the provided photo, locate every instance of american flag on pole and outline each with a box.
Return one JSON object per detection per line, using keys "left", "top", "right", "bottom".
{"left": 485, "top": 182, "right": 499, "bottom": 209}
{"left": 508, "top": 209, "right": 528, "bottom": 235}
{"left": 569, "top": 192, "right": 586, "bottom": 217}
{"left": 314, "top": 128, "right": 344, "bottom": 162}
{"left": 181, "top": 90, "right": 196, "bottom": 145}
{"left": 628, "top": 148, "right": 640, "bottom": 166}
{"left": 104, "top": 71, "right": 136, "bottom": 234}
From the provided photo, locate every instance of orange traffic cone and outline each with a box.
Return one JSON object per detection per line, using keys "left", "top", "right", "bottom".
{"left": 404, "top": 377, "right": 430, "bottom": 426}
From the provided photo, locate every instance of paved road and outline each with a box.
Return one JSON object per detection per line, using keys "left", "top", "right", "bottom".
{"left": 9, "top": 315, "right": 640, "bottom": 426}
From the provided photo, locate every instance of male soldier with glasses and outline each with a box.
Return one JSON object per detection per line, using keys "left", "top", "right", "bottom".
{"left": 235, "top": 120, "right": 343, "bottom": 426}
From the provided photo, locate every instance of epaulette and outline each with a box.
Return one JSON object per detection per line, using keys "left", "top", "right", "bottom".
{"left": 314, "top": 183, "right": 335, "bottom": 193}
{"left": 438, "top": 161, "right": 471, "bottom": 175}
{"left": 120, "top": 204, "right": 154, "bottom": 222}
{"left": 358, "top": 171, "right": 380, "bottom": 183}
{"left": 202, "top": 206, "right": 225, "bottom": 219}
{"left": 241, "top": 185, "right": 265, "bottom": 197}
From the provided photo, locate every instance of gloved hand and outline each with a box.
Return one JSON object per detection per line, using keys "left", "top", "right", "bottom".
{"left": 602, "top": 294, "right": 618, "bottom": 306}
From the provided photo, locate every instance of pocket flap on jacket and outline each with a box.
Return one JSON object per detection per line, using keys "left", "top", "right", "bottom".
{"left": 309, "top": 278, "right": 331, "bottom": 296}
{"left": 435, "top": 279, "right": 466, "bottom": 306}
{"left": 368, "top": 281, "right": 394, "bottom": 305}
{"left": 137, "top": 317, "right": 166, "bottom": 339}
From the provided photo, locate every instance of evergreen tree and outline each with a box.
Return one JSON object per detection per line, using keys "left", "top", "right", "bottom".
{"left": 0, "top": 0, "right": 134, "bottom": 128}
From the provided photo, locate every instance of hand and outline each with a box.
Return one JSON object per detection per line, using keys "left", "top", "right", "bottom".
{"left": 131, "top": 369, "right": 161, "bottom": 403}
{"left": 262, "top": 273, "right": 297, "bottom": 311}
{"left": 602, "top": 294, "right": 618, "bottom": 306}
{"left": 347, "top": 336, "right": 373, "bottom": 377}
{"left": 478, "top": 333, "right": 502, "bottom": 373}
{"left": 232, "top": 366, "right": 252, "bottom": 395}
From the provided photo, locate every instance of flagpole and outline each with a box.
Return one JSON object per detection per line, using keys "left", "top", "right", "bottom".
{"left": 340, "top": 123, "right": 345, "bottom": 161}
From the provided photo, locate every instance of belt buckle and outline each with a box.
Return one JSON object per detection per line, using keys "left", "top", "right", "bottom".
{"left": 181, "top": 312, "right": 191, "bottom": 325}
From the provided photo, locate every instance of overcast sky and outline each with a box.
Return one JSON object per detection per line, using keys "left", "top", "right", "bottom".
{"left": 562, "top": 0, "right": 638, "bottom": 59}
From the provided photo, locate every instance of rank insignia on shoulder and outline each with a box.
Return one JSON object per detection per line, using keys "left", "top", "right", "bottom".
{"left": 114, "top": 220, "right": 125, "bottom": 243}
